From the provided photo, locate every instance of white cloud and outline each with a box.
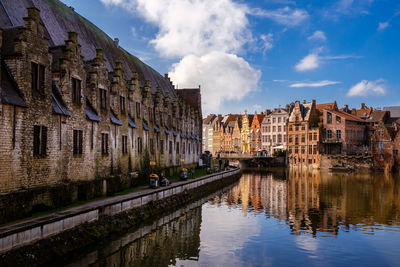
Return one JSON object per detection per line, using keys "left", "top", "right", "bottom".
{"left": 347, "top": 79, "right": 386, "bottom": 97}
{"left": 295, "top": 53, "right": 320, "bottom": 72}
{"left": 100, "top": 0, "right": 261, "bottom": 115}
{"left": 260, "top": 33, "right": 274, "bottom": 54}
{"left": 308, "top": 30, "right": 327, "bottom": 41}
{"left": 378, "top": 21, "right": 389, "bottom": 31}
{"left": 290, "top": 80, "right": 341, "bottom": 88}
{"left": 251, "top": 6, "right": 309, "bottom": 26}
{"left": 169, "top": 52, "right": 260, "bottom": 113}
{"left": 295, "top": 51, "right": 361, "bottom": 72}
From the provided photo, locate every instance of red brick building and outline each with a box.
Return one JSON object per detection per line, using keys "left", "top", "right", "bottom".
{"left": 321, "top": 109, "right": 367, "bottom": 155}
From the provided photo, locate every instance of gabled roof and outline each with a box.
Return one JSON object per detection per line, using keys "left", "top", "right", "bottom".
{"left": 367, "top": 110, "right": 389, "bottom": 123}
{"left": 203, "top": 114, "right": 216, "bottom": 125}
{"left": 52, "top": 83, "right": 71, "bottom": 116}
{"left": 316, "top": 102, "right": 337, "bottom": 113}
{"left": 1, "top": 60, "right": 28, "bottom": 108}
{"left": 248, "top": 114, "right": 254, "bottom": 125}
{"left": 330, "top": 109, "right": 365, "bottom": 122}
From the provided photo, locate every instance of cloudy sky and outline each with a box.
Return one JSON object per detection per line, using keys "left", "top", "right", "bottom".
{"left": 61, "top": 0, "right": 400, "bottom": 115}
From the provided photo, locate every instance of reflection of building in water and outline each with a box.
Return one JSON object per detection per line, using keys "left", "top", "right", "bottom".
{"left": 92, "top": 207, "right": 202, "bottom": 267}
{"left": 287, "top": 170, "right": 400, "bottom": 236}
{"left": 225, "top": 172, "right": 287, "bottom": 220}
{"left": 287, "top": 169, "right": 322, "bottom": 235}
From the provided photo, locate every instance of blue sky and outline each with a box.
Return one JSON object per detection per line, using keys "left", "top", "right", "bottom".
{"left": 61, "top": 0, "right": 400, "bottom": 115}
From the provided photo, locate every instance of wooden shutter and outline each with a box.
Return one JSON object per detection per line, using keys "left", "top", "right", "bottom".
{"left": 41, "top": 126, "right": 47, "bottom": 156}
{"left": 39, "top": 65, "right": 45, "bottom": 93}
{"left": 33, "top": 125, "right": 40, "bottom": 155}
{"left": 78, "top": 130, "right": 83, "bottom": 154}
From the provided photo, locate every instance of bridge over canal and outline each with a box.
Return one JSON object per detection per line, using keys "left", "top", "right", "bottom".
{"left": 219, "top": 154, "right": 287, "bottom": 168}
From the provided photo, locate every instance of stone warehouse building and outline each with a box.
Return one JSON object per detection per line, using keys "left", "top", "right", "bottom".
{"left": 0, "top": 1, "right": 202, "bottom": 194}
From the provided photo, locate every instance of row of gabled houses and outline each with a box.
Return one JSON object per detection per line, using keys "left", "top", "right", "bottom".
{"left": 203, "top": 101, "right": 400, "bottom": 172}
{"left": 0, "top": 3, "right": 202, "bottom": 195}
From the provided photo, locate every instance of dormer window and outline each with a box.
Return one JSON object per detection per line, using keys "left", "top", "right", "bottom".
{"left": 72, "top": 78, "right": 81, "bottom": 105}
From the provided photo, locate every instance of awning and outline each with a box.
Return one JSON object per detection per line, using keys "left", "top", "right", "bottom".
{"left": 52, "top": 84, "right": 71, "bottom": 117}
{"left": 164, "top": 127, "right": 170, "bottom": 135}
{"left": 173, "top": 129, "right": 178, "bottom": 137}
{"left": 143, "top": 121, "right": 150, "bottom": 131}
{"left": 128, "top": 116, "right": 137, "bottom": 128}
{"left": 110, "top": 109, "right": 122, "bottom": 126}
{"left": 273, "top": 145, "right": 284, "bottom": 149}
{"left": 154, "top": 124, "right": 160, "bottom": 133}
{"left": 85, "top": 98, "right": 100, "bottom": 122}
{"left": 1, "top": 60, "right": 28, "bottom": 108}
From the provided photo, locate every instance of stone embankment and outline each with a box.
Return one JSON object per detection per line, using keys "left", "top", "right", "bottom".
{"left": 0, "top": 168, "right": 241, "bottom": 266}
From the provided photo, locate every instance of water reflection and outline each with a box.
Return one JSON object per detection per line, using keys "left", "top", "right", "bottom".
{"left": 222, "top": 170, "right": 400, "bottom": 236}
{"left": 64, "top": 170, "right": 400, "bottom": 266}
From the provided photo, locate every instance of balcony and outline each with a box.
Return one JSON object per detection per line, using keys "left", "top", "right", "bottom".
{"left": 322, "top": 138, "right": 342, "bottom": 144}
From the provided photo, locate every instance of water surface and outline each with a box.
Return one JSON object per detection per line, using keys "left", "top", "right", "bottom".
{"left": 65, "top": 170, "right": 400, "bottom": 267}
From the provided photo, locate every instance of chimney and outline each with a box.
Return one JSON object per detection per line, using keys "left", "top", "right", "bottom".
{"left": 312, "top": 99, "right": 316, "bottom": 106}
{"left": 114, "top": 38, "right": 119, "bottom": 47}
{"left": 361, "top": 103, "right": 366, "bottom": 109}
{"left": 303, "top": 100, "right": 307, "bottom": 104}
{"left": 68, "top": 32, "right": 78, "bottom": 43}
{"left": 95, "top": 48, "right": 104, "bottom": 59}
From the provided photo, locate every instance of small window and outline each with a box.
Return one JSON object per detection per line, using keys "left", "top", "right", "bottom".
{"left": 73, "top": 130, "right": 83, "bottom": 155}
{"left": 394, "top": 149, "right": 398, "bottom": 156}
{"left": 72, "top": 78, "right": 81, "bottom": 105}
{"left": 336, "top": 116, "right": 341, "bottom": 124}
{"left": 327, "top": 112, "right": 332, "bottom": 124}
{"left": 309, "top": 145, "right": 313, "bottom": 154}
{"left": 309, "top": 133, "right": 312, "bottom": 141}
{"left": 136, "top": 102, "right": 141, "bottom": 118}
{"left": 31, "top": 62, "right": 45, "bottom": 93}
{"left": 336, "top": 130, "right": 341, "bottom": 140}
{"left": 327, "top": 130, "right": 332, "bottom": 139}
{"left": 301, "top": 146, "right": 305, "bottom": 154}
{"left": 33, "top": 125, "right": 47, "bottom": 157}
{"left": 122, "top": 135, "right": 128, "bottom": 154}
{"left": 120, "top": 96, "right": 126, "bottom": 114}
{"left": 150, "top": 138, "right": 154, "bottom": 154}
{"left": 170, "top": 141, "right": 173, "bottom": 154}
{"left": 160, "top": 140, "right": 164, "bottom": 154}
{"left": 313, "top": 145, "right": 317, "bottom": 155}
{"left": 101, "top": 133, "right": 109, "bottom": 155}
{"left": 100, "top": 89, "right": 107, "bottom": 110}
{"left": 137, "top": 137, "right": 143, "bottom": 153}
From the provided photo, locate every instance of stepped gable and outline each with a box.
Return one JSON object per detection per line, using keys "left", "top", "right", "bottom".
{"left": 0, "top": 0, "right": 176, "bottom": 99}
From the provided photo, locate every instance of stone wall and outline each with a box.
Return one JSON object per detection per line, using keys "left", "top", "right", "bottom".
{"left": 0, "top": 7, "right": 202, "bottom": 194}
{"left": 0, "top": 168, "right": 241, "bottom": 258}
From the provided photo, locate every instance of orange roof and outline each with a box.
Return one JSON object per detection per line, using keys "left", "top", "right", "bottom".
{"left": 355, "top": 107, "right": 373, "bottom": 118}
{"left": 316, "top": 102, "right": 336, "bottom": 113}
{"left": 330, "top": 109, "right": 365, "bottom": 122}
{"left": 203, "top": 114, "right": 216, "bottom": 124}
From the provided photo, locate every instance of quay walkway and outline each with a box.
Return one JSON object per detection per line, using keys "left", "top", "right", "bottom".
{"left": 0, "top": 167, "right": 240, "bottom": 254}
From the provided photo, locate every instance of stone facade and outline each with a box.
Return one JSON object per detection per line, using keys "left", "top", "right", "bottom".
{"left": 0, "top": 5, "right": 201, "bottom": 194}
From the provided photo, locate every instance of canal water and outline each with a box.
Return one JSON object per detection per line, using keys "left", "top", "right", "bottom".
{"left": 65, "top": 170, "right": 400, "bottom": 267}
